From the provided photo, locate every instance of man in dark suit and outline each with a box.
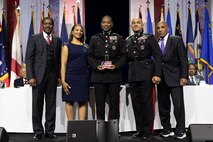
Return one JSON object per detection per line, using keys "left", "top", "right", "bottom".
{"left": 187, "top": 63, "right": 204, "bottom": 85}
{"left": 14, "top": 64, "right": 28, "bottom": 88}
{"left": 156, "top": 21, "right": 188, "bottom": 139}
{"left": 25, "top": 17, "right": 61, "bottom": 141}
{"left": 87, "top": 15, "right": 126, "bottom": 120}
{"left": 125, "top": 17, "right": 162, "bottom": 140}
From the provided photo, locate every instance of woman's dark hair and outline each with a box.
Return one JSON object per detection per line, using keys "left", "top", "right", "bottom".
{"left": 69, "top": 24, "right": 85, "bottom": 43}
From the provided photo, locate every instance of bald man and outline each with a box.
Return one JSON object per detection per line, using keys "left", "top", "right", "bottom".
{"left": 156, "top": 21, "right": 188, "bottom": 139}
{"left": 125, "top": 17, "right": 162, "bottom": 140}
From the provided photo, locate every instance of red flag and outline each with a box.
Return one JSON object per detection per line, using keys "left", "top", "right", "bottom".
{"left": 10, "top": 6, "right": 22, "bottom": 87}
{"left": 39, "top": 9, "right": 45, "bottom": 32}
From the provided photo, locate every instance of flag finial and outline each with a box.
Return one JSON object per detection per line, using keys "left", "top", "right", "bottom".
{"left": 146, "top": 0, "right": 150, "bottom": 8}
{"left": 187, "top": 1, "right": 191, "bottom": 8}
{"left": 76, "top": 0, "right": 80, "bottom": 4}
{"left": 47, "top": 5, "right": 50, "bottom": 9}
{"left": 42, "top": 2, "right": 45, "bottom": 10}
{"left": 30, "top": 4, "right": 34, "bottom": 10}
{"left": 177, "top": 3, "right": 180, "bottom": 10}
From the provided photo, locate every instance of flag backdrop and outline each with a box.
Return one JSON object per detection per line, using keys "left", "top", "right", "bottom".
{"left": 175, "top": 8, "right": 182, "bottom": 38}
{"left": 39, "top": 8, "right": 44, "bottom": 33}
{"left": 10, "top": 7, "right": 22, "bottom": 87}
{"left": 139, "top": 6, "right": 142, "bottom": 19}
{"left": 160, "top": 5, "right": 164, "bottom": 21}
{"left": 194, "top": 5, "right": 202, "bottom": 71}
{"left": 200, "top": 7, "right": 213, "bottom": 84}
{"left": 60, "top": 8, "right": 68, "bottom": 45}
{"left": 186, "top": 6, "right": 194, "bottom": 63}
{"left": 76, "top": 2, "right": 81, "bottom": 24}
{"left": 147, "top": 7, "right": 153, "bottom": 34}
{"left": 28, "top": 9, "right": 34, "bottom": 39}
{"left": 166, "top": 5, "right": 172, "bottom": 35}
{"left": 0, "top": 12, "right": 10, "bottom": 87}
{"left": 72, "top": 6, "right": 76, "bottom": 25}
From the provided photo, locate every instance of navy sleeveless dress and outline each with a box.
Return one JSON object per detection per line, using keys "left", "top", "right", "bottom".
{"left": 62, "top": 43, "right": 89, "bottom": 102}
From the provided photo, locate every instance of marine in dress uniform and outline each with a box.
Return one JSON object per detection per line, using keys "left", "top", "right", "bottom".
{"left": 125, "top": 17, "right": 162, "bottom": 139}
{"left": 87, "top": 15, "right": 126, "bottom": 120}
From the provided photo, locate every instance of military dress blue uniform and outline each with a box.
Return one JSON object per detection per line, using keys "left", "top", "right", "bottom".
{"left": 125, "top": 32, "right": 162, "bottom": 137}
{"left": 88, "top": 31, "right": 126, "bottom": 120}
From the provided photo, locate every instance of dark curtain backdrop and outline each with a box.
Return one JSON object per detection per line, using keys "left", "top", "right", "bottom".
{"left": 85, "top": 0, "right": 129, "bottom": 44}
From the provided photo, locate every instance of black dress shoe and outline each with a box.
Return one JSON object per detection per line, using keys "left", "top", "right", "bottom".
{"left": 142, "top": 133, "right": 152, "bottom": 140}
{"left": 132, "top": 132, "right": 143, "bottom": 138}
{"left": 45, "top": 133, "right": 57, "bottom": 139}
{"left": 33, "top": 134, "right": 42, "bottom": 141}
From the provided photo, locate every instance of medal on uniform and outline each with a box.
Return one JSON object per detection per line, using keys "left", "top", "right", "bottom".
{"left": 112, "top": 45, "right": 116, "bottom": 50}
{"left": 105, "top": 43, "right": 109, "bottom": 48}
{"left": 109, "top": 36, "right": 118, "bottom": 43}
{"left": 140, "top": 45, "right": 145, "bottom": 50}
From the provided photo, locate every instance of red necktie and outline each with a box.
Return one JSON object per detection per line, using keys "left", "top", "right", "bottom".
{"left": 47, "top": 35, "right": 51, "bottom": 45}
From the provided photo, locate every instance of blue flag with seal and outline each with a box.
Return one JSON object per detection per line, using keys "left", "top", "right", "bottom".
{"left": 200, "top": 7, "right": 213, "bottom": 84}
{"left": 0, "top": 12, "right": 10, "bottom": 87}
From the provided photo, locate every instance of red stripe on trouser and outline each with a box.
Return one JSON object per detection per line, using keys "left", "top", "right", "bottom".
{"left": 151, "top": 85, "right": 156, "bottom": 134}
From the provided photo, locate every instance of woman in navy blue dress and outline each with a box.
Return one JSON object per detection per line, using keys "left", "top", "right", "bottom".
{"left": 61, "top": 24, "right": 89, "bottom": 120}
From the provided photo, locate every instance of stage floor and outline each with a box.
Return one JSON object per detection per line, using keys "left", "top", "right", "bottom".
{"left": 8, "top": 131, "right": 187, "bottom": 142}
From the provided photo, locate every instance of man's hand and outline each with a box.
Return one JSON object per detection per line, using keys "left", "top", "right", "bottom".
{"left": 107, "top": 64, "right": 116, "bottom": 70}
{"left": 97, "top": 65, "right": 105, "bottom": 70}
{"left": 29, "top": 78, "right": 36, "bottom": 86}
{"left": 57, "top": 78, "right": 61, "bottom": 86}
{"left": 152, "top": 76, "right": 161, "bottom": 84}
{"left": 180, "top": 78, "right": 187, "bottom": 86}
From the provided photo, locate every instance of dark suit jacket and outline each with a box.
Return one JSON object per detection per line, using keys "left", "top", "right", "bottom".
{"left": 14, "top": 77, "right": 24, "bottom": 88}
{"left": 25, "top": 33, "right": 62, "bottom": 85}
{"left": 187, "top": 75, "right": 204, "bottom": 85}
{"left": 162, "top": 35, "right": 188, "bottom": 87}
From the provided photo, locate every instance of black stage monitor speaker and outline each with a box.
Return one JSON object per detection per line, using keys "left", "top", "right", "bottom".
{"left": 66, "top": 120, "right": 96, "bottom": 142}
{"left": 67, "top": 120, "right": 119, "bottom": 142}
{"left": 187, "top": 124, "right": 213, "bottom": 142}
{"left": 97, "top": 119, "right": 119, "bottom": 142}
{"left": 0, "top": 127, "right": 8, "bottom": 142}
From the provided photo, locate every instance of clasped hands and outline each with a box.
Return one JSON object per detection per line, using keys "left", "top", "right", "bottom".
{"left": 97, "top": 61, "right": 116, "bottom": 70}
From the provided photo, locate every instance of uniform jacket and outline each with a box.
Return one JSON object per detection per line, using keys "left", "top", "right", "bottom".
{"left": 125, "top": 33, "right": 162, "bottom": 82}
{"left": 161, "top": 35, "right": 188, "bottom": 87}
{"left": 25, "top": 33, "right": 62, "bottom": 85}
{"left": 87, "top": 32, "right": 126, "bottom": 83}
